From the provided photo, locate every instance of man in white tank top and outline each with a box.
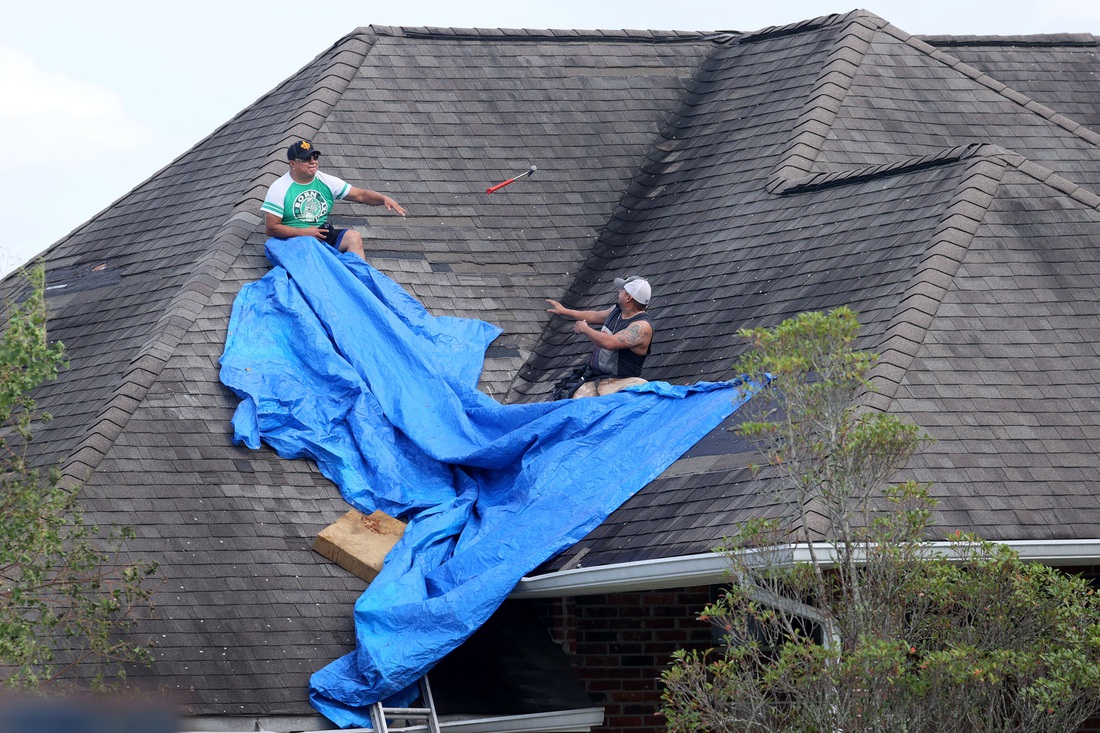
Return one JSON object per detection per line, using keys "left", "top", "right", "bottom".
{"left": 546, "top": 276, "right": 654, "bottom": 398}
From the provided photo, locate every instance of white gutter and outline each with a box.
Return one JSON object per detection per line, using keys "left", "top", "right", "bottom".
{"left": 308, "top": 707, "right": 604, "bottom": 733}
{"left": 186, "top": 708, "right": 604, "bottom": 733}
{"left": 419, "top": 708, "right": 602, "bottom": 733}
{"left": 510, "top": 539, "right": 1100, "bottom": 598}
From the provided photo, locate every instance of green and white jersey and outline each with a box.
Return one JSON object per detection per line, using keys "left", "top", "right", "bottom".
{"left": 261, "top": 171, "right": 352, "bottom": 227}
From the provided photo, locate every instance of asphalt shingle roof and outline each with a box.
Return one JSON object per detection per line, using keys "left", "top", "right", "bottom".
{"left": 535, "top": 14, "right": 1100, "bottom": 568}
{"left": 921, "top": 33, "right": 1100, "bottom": 136}
{"left": 5, "top": 9, "right": 1100, "bottom": 718}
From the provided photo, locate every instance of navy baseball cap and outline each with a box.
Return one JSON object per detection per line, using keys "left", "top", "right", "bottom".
{"left": 287, "top": 139, "right": 321, "bottom": 160}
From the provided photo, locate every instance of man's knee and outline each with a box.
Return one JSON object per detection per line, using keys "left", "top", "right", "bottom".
{"left": 571, "top": 377, "right": 648, "bottom": 399}
{"left": 597, "top": 377, "right": 648, "bottom": 396}
{"left": 339, "top": 230, "right": 366, "bottom": 259}
{"left": 571, "top": 381, "right": 599, "bottom": 399}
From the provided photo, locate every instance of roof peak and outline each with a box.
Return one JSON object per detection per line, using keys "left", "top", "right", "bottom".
{"left": 740, "top": 9, "right": 883, "bottom": 42}
{"left": 919, "top": 33, "right": 1098, "bottom": 47}
{"left": 367, "top": 24, "right": 726, "bottom": 42}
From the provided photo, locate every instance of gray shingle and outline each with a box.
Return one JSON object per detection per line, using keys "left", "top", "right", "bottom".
{"left": 6, "top": 10, "right": 1100, "bottom": 720}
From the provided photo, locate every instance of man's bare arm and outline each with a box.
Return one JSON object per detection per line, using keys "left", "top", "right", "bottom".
{"left": 344, "top": 187, "right": 407, "bottom": 216}
{"left": 547, "top": 300, "right": 610, "bottom": 325}
{"left": 575, "top": 320, "right": 652, "bottom": 353}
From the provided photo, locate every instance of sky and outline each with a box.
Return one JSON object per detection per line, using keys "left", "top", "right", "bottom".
{"left": 3, "top": 0, "right": 1100, "bottom": 276}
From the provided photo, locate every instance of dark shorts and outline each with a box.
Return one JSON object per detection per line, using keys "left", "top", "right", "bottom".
{"left": 322, "top": 224, "right": 347, "bottom": 248}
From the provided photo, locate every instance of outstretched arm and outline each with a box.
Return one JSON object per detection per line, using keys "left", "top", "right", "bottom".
{"left": 546, "top": 300, "right": 610, "bottom": 325}
{"left": 345, "top": 187, "right": 407, "bottom": 216}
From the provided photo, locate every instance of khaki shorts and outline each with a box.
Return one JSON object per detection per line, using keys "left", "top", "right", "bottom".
{"left": 571, "top": 377, "right": 648, "bottom": 398}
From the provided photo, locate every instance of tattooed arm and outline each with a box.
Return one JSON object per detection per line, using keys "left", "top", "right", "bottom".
{"left": 574, "top": 319, "right": 652, "bottom": 354}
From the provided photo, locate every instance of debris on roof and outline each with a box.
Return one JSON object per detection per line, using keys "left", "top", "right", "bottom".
{"left": 313, "top": 509, "right": 406, "bottom": 584}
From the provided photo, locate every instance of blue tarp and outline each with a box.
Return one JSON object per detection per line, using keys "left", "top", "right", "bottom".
{"left": 219, "top": 238, "right": 752, "bottom": 728}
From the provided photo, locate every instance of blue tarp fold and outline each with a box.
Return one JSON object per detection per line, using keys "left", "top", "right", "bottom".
{"left": 219, "top": 239, "right": 751, "bottom": 728}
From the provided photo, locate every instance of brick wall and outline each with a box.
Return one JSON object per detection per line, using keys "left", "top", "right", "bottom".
{"left": 533, "top": 582, "right": 1100, "bottom": 733}
{"left": 1062, "top": 565, "right": 1100, "bottom": 733}
{"left": 532, "top": 587, "right": 713, "bottom": 733}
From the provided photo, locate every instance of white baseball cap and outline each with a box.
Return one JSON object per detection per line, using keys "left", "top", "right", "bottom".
{"left": 614, "top": 275, "right": 651, "bottom": 305}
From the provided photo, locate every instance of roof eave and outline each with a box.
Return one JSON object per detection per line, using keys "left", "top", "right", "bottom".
{"left": 511, "top": 540, "right": 1100, "bottom": 598}
{"left": 311, "top": 708, "right": 606, "bottom": 733}
{"left": 191, "top": 707, "right": 605, "bottom": 733}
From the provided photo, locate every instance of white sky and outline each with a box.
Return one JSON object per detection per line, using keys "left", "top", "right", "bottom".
{"left": 3, "top": 0, "right": 1100, "bottom": 276}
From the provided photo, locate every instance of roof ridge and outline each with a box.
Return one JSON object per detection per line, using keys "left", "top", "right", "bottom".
{"left": 240, "top": 30, "right": 379, "bottom": 206}
{"left": 776, "top": 143, "right": 985, "bottom": 194}
{"left": 740, "top": 8, "right": 878, "bottom": 42}
{"left": 768, "top": 16, "right": 1100, "bottom": 196}
{"left": 919, "top": 33, "right": 1098, "bottom": 47}
{"left": 997, "top": 148, "right": 1100, "bottom": 209}
{"left": 266, "top": 30, "right": 379, "bottom": 165}
{"left": 863, "top": 149, "right": 1009, "bottom": 412}
{"left": 767, "top": 12, "right": 888, "bottom": 191}
{"left": 884, "top": 24, "right": 1100, "bottom": 149}
{"left": 39, "top": 29, "right": 382, "bottom": 255}
{"left": 57, "top": 30, "right": 382, "bottom": 489}
{"left": 375, "top": 25, "right": 728, "bottom": 43}
{"left": 863, "top": 144, "right": 1100, "bottom": 414}
{"left": 59, "top": 211, "right": 259, "bottom": 489}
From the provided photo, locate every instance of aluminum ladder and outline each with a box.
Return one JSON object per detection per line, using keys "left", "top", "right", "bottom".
{"left": 368, "top": 676, "right": 441, "bottom": 733}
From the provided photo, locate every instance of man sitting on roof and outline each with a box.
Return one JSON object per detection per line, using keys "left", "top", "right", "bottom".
{"left": 261, "top": 139, "right": 407, "bottom": 260}
{"left": 546, "top": 276, "right": 654, "bottom": 398}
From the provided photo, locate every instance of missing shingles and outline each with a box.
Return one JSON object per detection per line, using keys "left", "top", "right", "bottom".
{"left": 486, "top": 344, "right": 520, "bottom": 358}
{"left": 559, "top": 547, "right": 590, "bottom": 571}
{"left": 45, "top": 262, "right": 121, "bottom": 295}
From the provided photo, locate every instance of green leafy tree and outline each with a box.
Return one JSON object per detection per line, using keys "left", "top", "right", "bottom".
{"left": 661, "top": 307, "right": 1100, "bottom": 733}
{"left": 0, "top": 264, "right": 158, "bottom": 690}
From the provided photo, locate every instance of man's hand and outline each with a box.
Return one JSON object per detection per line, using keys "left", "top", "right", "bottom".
{"left": 347, "top": 187, "right": 407, "bottom": 216}
{"left": 265, "top": 212, "right": 327, "bottom": 241}
{"left": 381, "top": 196, "right": 407, "bottom": 217}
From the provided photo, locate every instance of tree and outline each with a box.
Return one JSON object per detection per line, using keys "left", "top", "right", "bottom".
{"left": 660, "top": 307, "right": 1100, "bottom": 733}
{"left": 0, "top": 264, "right": 158, "bottom": 690}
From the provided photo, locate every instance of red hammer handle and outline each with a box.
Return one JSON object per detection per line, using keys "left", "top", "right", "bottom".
{"left": 486, "top": 174, "right": 514, "bottom": 191}
{"left": 486, "top": 177, "right": 514, "bottom": 193}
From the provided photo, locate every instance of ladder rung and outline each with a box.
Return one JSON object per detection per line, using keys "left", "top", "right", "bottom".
{"left": 370, "top": 676, "right": 440, "bottom": 733}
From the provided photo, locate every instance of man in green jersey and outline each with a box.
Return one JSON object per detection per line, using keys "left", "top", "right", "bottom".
{"left": 261, "top": 139, "right": 406, "bottom": 260}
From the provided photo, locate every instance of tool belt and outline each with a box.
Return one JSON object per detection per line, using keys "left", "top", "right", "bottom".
{"left": 551, "top": 364, "right": 596, "bottom": 400}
